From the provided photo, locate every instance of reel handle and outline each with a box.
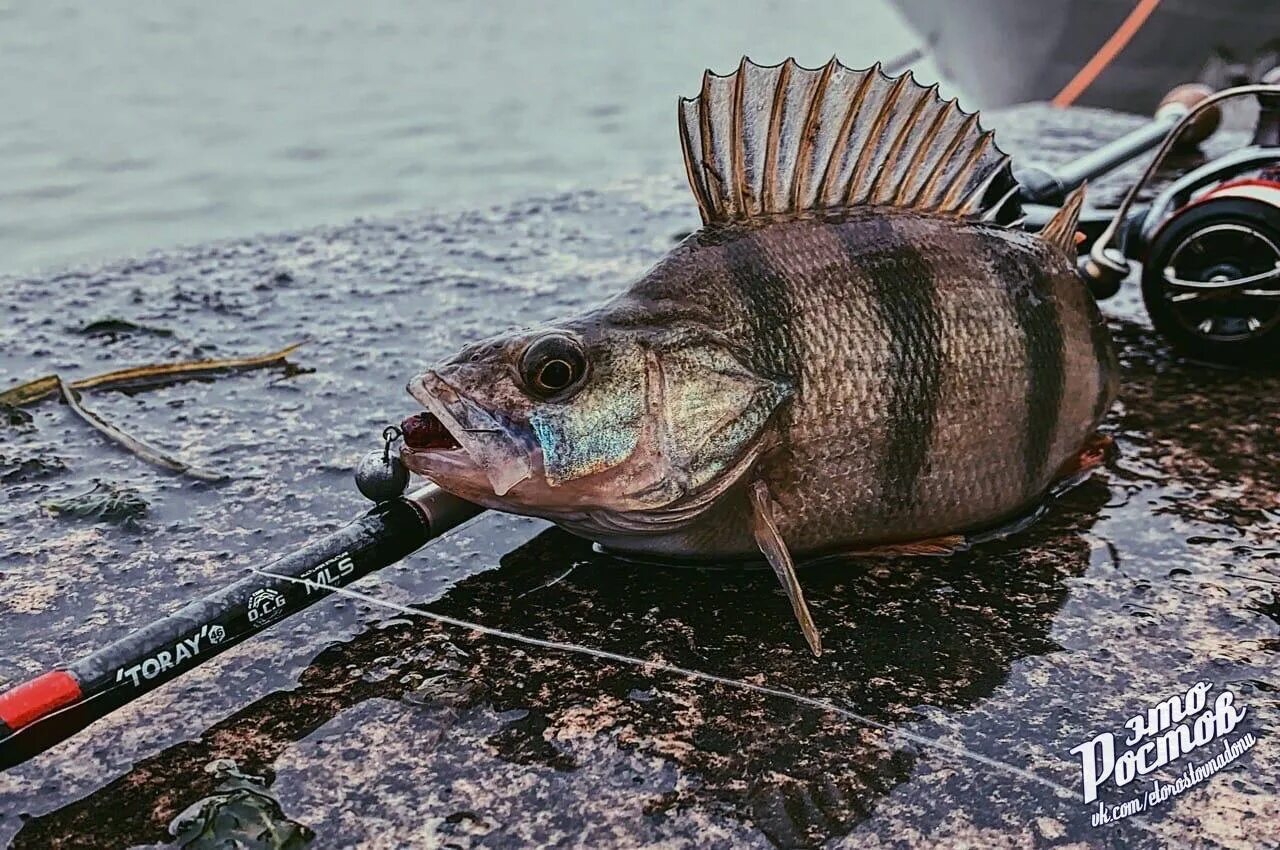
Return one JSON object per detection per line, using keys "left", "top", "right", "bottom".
{"left": 1252, "top": 67, "right": 1280, "bottom": 147}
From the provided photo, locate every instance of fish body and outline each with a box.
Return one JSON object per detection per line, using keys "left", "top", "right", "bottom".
{"left": 401, "top": 58, "right": 1118, "bottom": 652}
{"left": 563, "top": 209, "right": 1115, "bottom": 557}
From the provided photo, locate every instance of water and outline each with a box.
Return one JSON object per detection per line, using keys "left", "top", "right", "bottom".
{"left": 0, "top": 0, "right": 932, "bottom": 275}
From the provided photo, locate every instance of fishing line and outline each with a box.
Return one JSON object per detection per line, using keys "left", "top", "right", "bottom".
{"left": 250, "top": 566, "right": 1169, "bottom": 838}
{"left": 251, "top": 566, "right": 1075, "bottom": 798}
{"left": 1051, "top": 0, "right": 1163, "bottom": 108}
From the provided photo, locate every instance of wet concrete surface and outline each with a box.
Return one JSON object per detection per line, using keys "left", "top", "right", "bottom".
{"left": 1, "top": 105, "right": 1278, "bottom": 848}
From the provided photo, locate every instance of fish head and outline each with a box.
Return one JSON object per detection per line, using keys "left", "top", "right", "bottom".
{"left": 401, "top": 315, "right": 791, "bottom": 522}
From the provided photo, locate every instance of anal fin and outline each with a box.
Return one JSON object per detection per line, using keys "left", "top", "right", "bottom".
{"left": 851, "top": 534, "right": 967, "bottom": 557}
{"left": 1053, "top": 432, "right": 1114, "bottom": 482}
{"left": 748, "top": 480, "right": 823, "bottom": 656}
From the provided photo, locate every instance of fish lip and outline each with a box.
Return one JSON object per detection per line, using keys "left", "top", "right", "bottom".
{"left": 405, "top": 374, "right": 470, "bottom": 453}
{"left": 404, "top": 371, "right": 533, "bottom": 497}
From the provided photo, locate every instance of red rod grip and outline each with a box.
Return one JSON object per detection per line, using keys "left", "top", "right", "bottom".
{"left": 0, "top": 671, "right": 82, "bottom": 730}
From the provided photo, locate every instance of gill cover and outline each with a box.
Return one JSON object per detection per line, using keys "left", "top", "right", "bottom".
{"left": 530, "top": 336, "right": 791, "bottom": 498}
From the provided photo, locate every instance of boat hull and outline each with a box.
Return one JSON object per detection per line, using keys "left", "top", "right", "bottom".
{"left": 890, "top": 0, "right": 1280, "bottom": 111}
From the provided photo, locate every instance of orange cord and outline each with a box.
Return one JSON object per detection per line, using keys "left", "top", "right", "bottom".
{"left": 1051, "top": 0, "right": 1163, "bottom": 108}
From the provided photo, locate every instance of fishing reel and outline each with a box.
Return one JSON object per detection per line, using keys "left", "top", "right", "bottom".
{"left": 1093, "top": 79, "right": 1280, "bottom": 364}
{"left": 1020, "top": 76, "right": 1280, "bottom": 366}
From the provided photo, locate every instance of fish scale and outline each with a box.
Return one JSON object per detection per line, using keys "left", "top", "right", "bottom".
{"left": 693, "top": 213, "right": 1091, "bottom": 552}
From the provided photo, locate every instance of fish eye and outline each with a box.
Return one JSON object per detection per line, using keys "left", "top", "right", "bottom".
{"left": 519, "top": 334, "right": 588, "bottom": 399}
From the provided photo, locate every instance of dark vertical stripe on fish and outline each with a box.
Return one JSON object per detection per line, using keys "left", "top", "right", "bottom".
{"left": 721, "top": 229, "right": 800, "bottom": 415}
{"left": 832, "top": 218, "right": 944, "bottom": 514}
{"left": 1088, "top": 315, "right": 1115, "bottom": 427}
{"left": 1013, "top": 264, "right": 1066, "bottom": 487}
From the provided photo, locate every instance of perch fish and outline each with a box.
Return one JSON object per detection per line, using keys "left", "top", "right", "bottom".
{"left": 400, "top": 58, "right": 1119, "bottom": 655}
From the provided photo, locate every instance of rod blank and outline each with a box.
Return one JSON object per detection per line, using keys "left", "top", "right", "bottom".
{"left": 0, "top": 486, "right": 481, "bottom": 769}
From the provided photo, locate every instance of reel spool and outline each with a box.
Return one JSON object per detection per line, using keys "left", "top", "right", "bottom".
{"left": 1141, "top": 193, "right": 1280, "bottom": 363}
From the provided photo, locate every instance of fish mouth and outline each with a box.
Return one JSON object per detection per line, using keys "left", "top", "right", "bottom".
{"left": 401, "top": 411, "right": 463, "bottom": 452}
{"left": 402, "top": 371, "right": 533, "bottom": 497}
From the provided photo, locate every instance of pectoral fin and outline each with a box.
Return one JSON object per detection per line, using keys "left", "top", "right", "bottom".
{"left": 748, "top": 480, "right": 822, "bottom": 656}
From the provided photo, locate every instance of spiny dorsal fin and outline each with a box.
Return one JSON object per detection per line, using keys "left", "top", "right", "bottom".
{"left": 1038, "top": 183, "right": 1087, "bottom": 254}
{"left": 677, "top": 57, "right": 1012, "bottom": 225}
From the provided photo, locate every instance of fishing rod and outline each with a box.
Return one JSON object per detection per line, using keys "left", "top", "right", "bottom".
{"left": 1015, "top": 82, "right": 1219, "bottom": 211}
{"left": 0, "top": 434, "right": 481, "bottom": 769}
{"left": 1009, "top": 81, "right": 1230, "bottom": 303}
